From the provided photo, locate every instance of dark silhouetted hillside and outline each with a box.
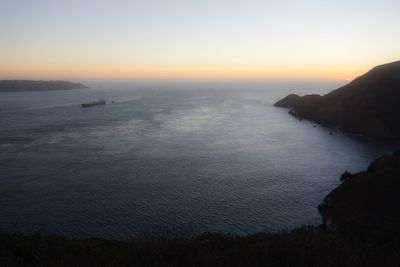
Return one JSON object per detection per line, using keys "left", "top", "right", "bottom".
{"left": 0, "top": 80, "right": 88, "bottom": 92}
{"left": 318, "top": 150, "right": 400, "bottom": 246}
{"left": 275, "top": 60, "right": 400, "bottom": 140}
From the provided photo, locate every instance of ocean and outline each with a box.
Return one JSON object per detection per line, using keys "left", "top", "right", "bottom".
{"left": 0, "top": 79, "right": 394, "bottom": 239}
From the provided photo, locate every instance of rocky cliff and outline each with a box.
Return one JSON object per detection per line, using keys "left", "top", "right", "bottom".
{"left": 318, "top": 150, "right": 400, "bottom": 244}
{"left": 275, "top": 60, "right": 400, "bottom": 140}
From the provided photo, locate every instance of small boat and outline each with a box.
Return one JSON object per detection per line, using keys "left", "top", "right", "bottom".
{"left": 81, "top": 99, "right": 106, "bottom": 108}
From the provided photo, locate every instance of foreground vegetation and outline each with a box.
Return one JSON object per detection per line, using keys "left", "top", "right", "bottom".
{"left": 1, "top": 225, "right": 400, "bottom": 267}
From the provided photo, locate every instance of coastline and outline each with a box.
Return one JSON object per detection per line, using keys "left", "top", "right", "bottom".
{"left": 0, "top": 80, "right": 88, "bottom": 93}
{"left": 281, "top": 106, "right": 400, "bottom": 145}
{"left": 274, "top": 60, "right": 400, "bottom": 141}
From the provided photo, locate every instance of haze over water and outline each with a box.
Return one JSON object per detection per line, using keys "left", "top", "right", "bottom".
{"left": 0, "top": 80, "right": 394, "bottom": 239}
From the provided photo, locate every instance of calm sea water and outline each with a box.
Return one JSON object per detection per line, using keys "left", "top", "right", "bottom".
{"left": 0, "top": 80, "right": 394, "bottom": 239}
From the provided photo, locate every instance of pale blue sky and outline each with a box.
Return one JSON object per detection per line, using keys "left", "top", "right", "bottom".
{"left": 1, "top": 0, "right": 399, "bottom": 79}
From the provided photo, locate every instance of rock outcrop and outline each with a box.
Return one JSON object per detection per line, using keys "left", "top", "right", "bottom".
{"left": 318, "top": 150, "right": 400, "bottom": 243}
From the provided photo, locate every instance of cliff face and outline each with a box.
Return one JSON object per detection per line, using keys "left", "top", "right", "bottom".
{"left": 318, "top": 150, "right": 400, "bottom": 243}
{"left": 0, "top": 80, "right": 88, "bottom": 92}
{"left": 275, "top": 60, "right": 400, "bottom": 140}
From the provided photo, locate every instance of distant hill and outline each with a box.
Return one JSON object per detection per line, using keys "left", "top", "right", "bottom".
{"left": 0, "top": 80, "right": 88, "bottom": 92}
{"left": 274, "top": 60, "right": 400, "bottom": 140}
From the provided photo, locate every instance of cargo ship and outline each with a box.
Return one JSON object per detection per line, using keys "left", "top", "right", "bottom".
{"left": 81, "top": 99, "right": 106, "bottom": 108}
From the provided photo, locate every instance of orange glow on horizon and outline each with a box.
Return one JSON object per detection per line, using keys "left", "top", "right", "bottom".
{"left": 0, "top": 62, "right": 371, "bottom": 81}
{"left": 2, "top": 1, "right": 399, "bottom": 83}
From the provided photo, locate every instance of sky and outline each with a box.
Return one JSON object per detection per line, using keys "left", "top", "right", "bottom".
{"left": 1, "top": 0, "right": 399, "bottom": 80}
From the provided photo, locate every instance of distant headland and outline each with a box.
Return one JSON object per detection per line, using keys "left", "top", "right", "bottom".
{"left": 275, "top": 60, "right": 400, "bottom": 140}
{"left": 0, "top": 80, "right": 88, "bottom": 92}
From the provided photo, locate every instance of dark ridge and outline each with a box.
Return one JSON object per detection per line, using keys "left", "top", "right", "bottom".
{"left": 0, "top": 80, "right": 88, "bottom": 92}
{"left": 274, "top": 60, "right": 400, "bottom": 140}
{"left": 318, "top": 150, "right": 400, "bottom": 245}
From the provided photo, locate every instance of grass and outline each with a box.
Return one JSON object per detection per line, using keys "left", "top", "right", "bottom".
{"left": 1, "top": 226, "right": 400, "bottom": 267}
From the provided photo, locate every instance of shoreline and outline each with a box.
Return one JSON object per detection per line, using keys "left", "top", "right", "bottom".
{"left": 281, "top": 106, "right": 400, "bottom": 145}
{"left": 0, "top": 80, "right": 88, "bottom": 93}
